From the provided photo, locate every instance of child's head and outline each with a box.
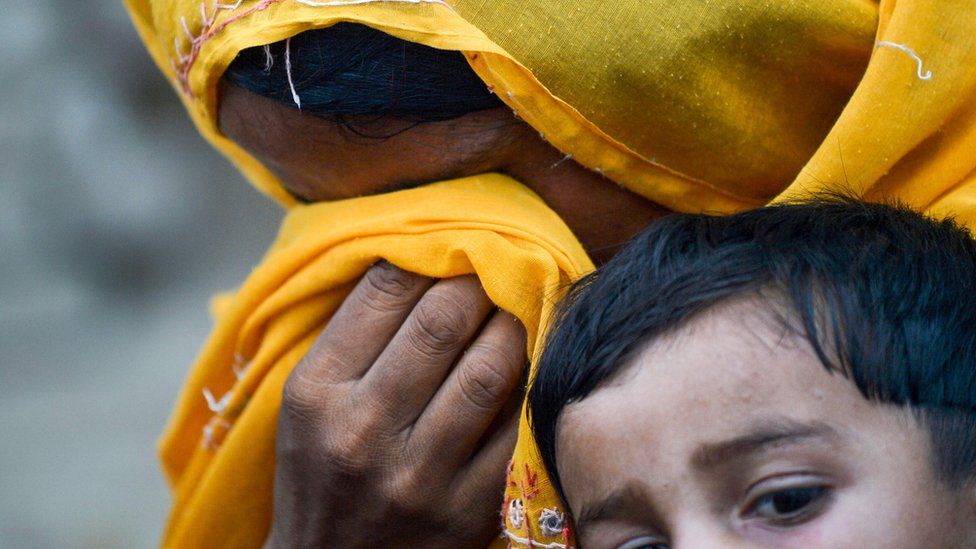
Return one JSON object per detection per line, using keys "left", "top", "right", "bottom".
{"left": 530, "top": 199, "right": 976, "bottom": 548}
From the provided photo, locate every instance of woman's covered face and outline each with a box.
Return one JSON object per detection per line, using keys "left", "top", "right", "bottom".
{"left": 555, "top": 302, "right": 975, "bottom": 548}
{"left": 218, "top": 84, "right": 670, "bottom": 264}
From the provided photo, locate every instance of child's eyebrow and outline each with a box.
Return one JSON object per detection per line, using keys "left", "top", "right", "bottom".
{"left": 575, "top": 484, "right": 655, "bottom": 532}
{"left": 691, "top": 418, "right": 840, "bottom": 471}
{"left": 573, "top": 420, "right": 841, "bottom": 532}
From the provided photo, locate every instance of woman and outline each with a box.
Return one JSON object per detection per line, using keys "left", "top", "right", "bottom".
{"left": 124, "top": 0, "right": 976, "bottom": 547}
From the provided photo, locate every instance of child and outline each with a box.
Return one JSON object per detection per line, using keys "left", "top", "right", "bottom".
{"left": 530, "top": 198, "right": 976, "bottom": 548}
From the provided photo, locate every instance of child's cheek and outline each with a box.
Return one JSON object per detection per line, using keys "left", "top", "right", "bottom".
{"left": 739, "top": 520, "right": 829, "bottom": 549}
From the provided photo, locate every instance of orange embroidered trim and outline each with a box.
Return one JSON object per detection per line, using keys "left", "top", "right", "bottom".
{"left": 171, "top": 0, "right": 452, "bottom": 96}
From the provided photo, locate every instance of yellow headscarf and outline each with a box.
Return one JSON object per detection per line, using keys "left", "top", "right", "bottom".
{"left": 125, "top": 0, "right": 976, "bottom": 547}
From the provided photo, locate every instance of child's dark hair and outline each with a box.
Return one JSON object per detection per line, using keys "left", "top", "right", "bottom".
{"left": 529, "top": 198, "right": 976, "bottom": 503}
{"left": 223, "top": 22, "right": 502, "bottom": 134}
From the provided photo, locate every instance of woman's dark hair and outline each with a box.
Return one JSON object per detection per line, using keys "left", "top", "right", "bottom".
{"left": 530, "top": 198, "right": 976, "bottom": 503}
{"left": 223, "top": 22, "right": 502, "bottom": 133}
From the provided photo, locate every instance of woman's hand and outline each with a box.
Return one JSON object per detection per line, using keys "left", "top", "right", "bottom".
{"left": 265, "top": 261, "right": 527, "bottom": 548}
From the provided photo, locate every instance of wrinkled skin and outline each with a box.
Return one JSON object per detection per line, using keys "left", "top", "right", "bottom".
{"left": 265, "top": 266, "right": 526, "bottom": 547}
{"left": 218, "top": 85, "right": 670, "bottom": 547}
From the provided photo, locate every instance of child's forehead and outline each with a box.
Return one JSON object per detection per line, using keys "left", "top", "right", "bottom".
{"left": 561, "top": 299, "right": 871, "bottom": 447}
{"left": 555, "top": 300, "right": 929, "bottom": 492}
{"left": 604, "top": 296, "right": 809, "bottom": 388}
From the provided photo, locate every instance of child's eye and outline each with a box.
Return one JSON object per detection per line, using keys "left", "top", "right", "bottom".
{"left": 617, "top": 537, "right": 668, "bottom": 549}
{"left": 748, "top": 486, "right": 829, "bottom": 524}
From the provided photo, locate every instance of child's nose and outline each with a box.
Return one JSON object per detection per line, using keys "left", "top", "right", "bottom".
{"left": 670, "top": 518, "right": 750, "bottom": 549}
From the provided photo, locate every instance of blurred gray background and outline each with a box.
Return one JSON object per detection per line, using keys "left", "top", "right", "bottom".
{"left": 1, "top": 3, "right": 281, "bottom": 547}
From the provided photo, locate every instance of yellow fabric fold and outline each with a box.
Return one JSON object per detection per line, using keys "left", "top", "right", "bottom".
{"left": 123, "top": 0, "right": 976, "bottom": 219}
{"left": 124, "top": 0, "right": 873, "bottom": 214}
{"left": 775, "top": 0, "right": 976, "bottom": 224}
{"left": 124, "top": 0, "right": 976, "bottom": 547}
{"left": 158, "top": 175, "right": 592, "bottom": 548}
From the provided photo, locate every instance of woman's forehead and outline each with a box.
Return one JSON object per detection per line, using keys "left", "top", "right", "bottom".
{"left": 217, "top": 84, "right": 519, "bottom": 202}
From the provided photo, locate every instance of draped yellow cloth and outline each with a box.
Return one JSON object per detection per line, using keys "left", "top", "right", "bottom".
{"left": 124, "top": 0, "right": 976, "bottom": 547}
{"left": 155, "top": 175, "right": 591, "bottom": 547}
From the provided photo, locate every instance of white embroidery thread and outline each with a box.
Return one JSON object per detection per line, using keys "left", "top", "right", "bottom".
{"left": 507, "top": 498, "right": 525, "bottom": 529}
{"left": 876, "top": 41, "right": 933, "bottom": 80}
{"left": 501, "top": 529, "right": 569, "bottom": 549}
{"left": 285, "top": 36, "right": 302, "bottom": 108}
{"left": 538, "top": 507, "right": 566, "bottom": 537}
{"left": 172, "top": 0, "right": 453, "bottom": 96}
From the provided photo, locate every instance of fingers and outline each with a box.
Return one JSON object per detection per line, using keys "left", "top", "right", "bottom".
{"left": 272, "top": 264, "right": 531, "bottom": 548}
{"left": 412, "top": 311, "right": 527, "bottom": 466}
{"left": 448, "top": 406, "right": 520, "bottom": 537}
{"left": 294, "top": 261, "right": 433, "bottom": 386}
{"left": 361, "top": 275, "right": 494, "bottom": 429}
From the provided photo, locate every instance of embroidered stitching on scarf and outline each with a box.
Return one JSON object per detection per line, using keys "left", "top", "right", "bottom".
{"left": 232, "top": 360, "right": 250, "bottom": 381}
{"left": 507, "top": 498, "right": 525, "bottom": 529}
{"left": 199, "top": 352, "right": 255, "bottom": 450}
{"left": 502, "top": 460, "right": 574, "bottom": 547}
{"left": 501, "top": 529, "right": 570, "bottom": 549}
{"left": 550, "top": 153, "right": 573, "bottom": 170}
{"left": 519, "top": 462, "right": 540, "bottom": 500}
{"left": 875, "top": 41, "right": 933, "bottom": 81}
{"left": 201, "top": 417, "right": 233, "bottom": 449}
{"left": 538, "top": 507, "right": 566, "bottom": 538}
{"left": 284, "top": 36, "right": 301, "bottom": 108}
{"left": 202, "top": 387, "right": 233, "bottom": 413}
{"left": 262, "top": 44, "right": 275, "bottom": 71}
{"left": 172, "top": 0, "right": 453, "bottom": 96}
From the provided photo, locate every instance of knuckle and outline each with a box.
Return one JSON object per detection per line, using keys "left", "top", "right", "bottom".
{"left": 297, "top": 344, "right": 352, "bottom": 382}
{"left": 280, "top": 368, "right": 327, "bottom": 423}
{"left": 321, "top": 429, "right": 374, "bottom": 475}
{"left": 409, "top": 294, "right": 470, "bottom": 355}
{"left": 384, "top": 468, "right": 429, "bottom": 516}
{"left": 469, "top": 338, "right": 523, "bottom": 376}
{"left": 457, "top": 351, "right": 513, "bottom": 412}
{"left": 278, "top": 375, "right": 391, "bottom": 477}
{"left": 360, "top": 263, "right": 420, "bottom": 311}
